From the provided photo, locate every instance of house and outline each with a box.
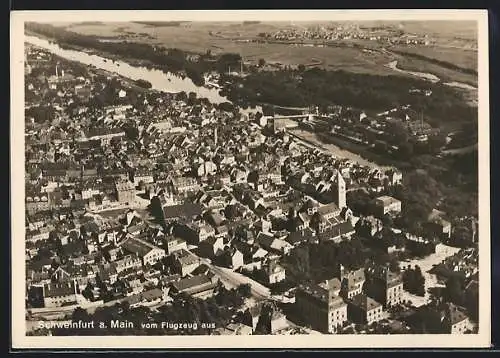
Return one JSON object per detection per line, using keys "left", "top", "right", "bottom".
{"left": 115, "top": 180, "right": 136, "bottom": 204}
{"left": 162, "top": 203, "right": 203, "bottom": 222}
{"left": 347, "top": 293, "right": 384, "bottom": 325}
{"left": 256, "top": 233, "right": 293, "bottom": 256}
{"left": 133, "top": 168, "right": 154, "bottom": 187}
{"left": 465, "top": 279, "right": 479, "bottom": 322}
{"left": 317, "top": 220, "right": 355, "bottom": 243}
{"left": 442, "top": 303, "right": 470, "bottom": 333}
{"left": 97, "top": 263, "right": 118, "bottom": 284}
{"left": 174, "top": 222, "right": 215, "bottom": 244}
{"left": 163, "top": 235, "right": 188, "bottom": 255}
{"left": 26, "top": 194, "right": 50, "bottom": 215}
{"left": 242, "top": 304, "right": 263, "bottom": 332}
{"left": 268, "top": 309, "right": 289, "bottom": 334}
{"left": 51, "top": 265, "right": 73, "bottom": 283}
{"left": 317, "top": 202, "right": 342, "bottom": 220}
{"left": 408, "top": 302, "right": 470, "bottom": 334}
{"left": 222, "top": 247, "right": 245, "bottom": 270}
{"left": 230, "top": 167, "right": 249, "bottom": 183}
{"left": 295, "top": 278, "right": 347, "bottom": 334}
{"left": 426, "top": 210, "right": 452, "bottom": 239}
{"left": 140, "top": 288, "right": 165, "bottom": 305}
{"left": 159, "top": 273, "right": 182, "bottom": 288}
{"left": 250, "top": 246, "right": 269, "bottom": 263}
{"left": 427, "top": 217, "right": 452, "bottom": 240}
{"left": 386, "top": 169, "right": 403, "bottom": 186}
{"left": 199, "top": 236, "right": 225, "bottom": 258}
{"left": 85, "top": 127, "right": 126, "bottom": 143}
{"left": 373, "top": 195, "right": 402, "bottom": 216}
{"left": 120, "top": 237, "right": 166, "bottom": 266}
{"left": 286, "top": 228, "right": 315, "bottom": 246}
{"left": 216, "top": 322, "right": 253, "bottom": 335}
{"left": 169, "top": 273, "right": 218, "bottom": 299}
{"left": 171, "top": 176, "right": 200, "bottom": 194}
{"left": 43, "top": 281, "right": 77, "bottom": 308}
{"left": 265, "top": 260, "right": 286, "bottom": 285}
{"left": 114, "top": 254, "right": 143, "bottom": 273}
{"left": 125, "top": 278, "right": 145, "bottom": 296}
{"left": 172, "top": 249, "right": 200, "bottom": 276}
{"left": 338, "top": 267, "right": 366, "bottom": 300}
{"left": 365, "top": 266, "right": 403, "bottom": 308}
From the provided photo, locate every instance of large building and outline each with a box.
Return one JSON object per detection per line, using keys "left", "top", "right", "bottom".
{"left": 170, "top": 273, "right": 218, "bottom": 299}
{"left": 365, "top": 266, "right": 404, "bottom": 308}
{"left": 347, "top": 293, "right": 384, "bottom": 325}
{"left": 115, "top": 180, "right": 136, "bottom": 204}
{"left": 43, "top": 281, "right": 78, "bottom": 308}
{"left": 120, "top": 237, "right": 166, "bottom": 266}
{"left": 295, "top": 278, "right": 348, "bottom": 333}
{"left": 373, "top": 195, "right": 402, "bottom": 217}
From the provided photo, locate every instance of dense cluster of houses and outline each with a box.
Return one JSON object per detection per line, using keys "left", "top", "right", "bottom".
{"left": 24, "top": 45, "right": 478, "bottom": 336}
{"left": 263, "top": 24, "right": 432, "bottom": 46}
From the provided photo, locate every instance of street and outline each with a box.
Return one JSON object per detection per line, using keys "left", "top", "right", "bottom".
{"left": 184, "top": 248, "right": 271, "bottom": 300}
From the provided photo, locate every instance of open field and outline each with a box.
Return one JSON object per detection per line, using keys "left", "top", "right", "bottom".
{"left": 49, "top": 21, "right": 478, "bottom": 84}
{"left": 395, "top": 55, "right": 477, "bottom": 87}
{"left": 390, "top": 45, "right": 477, "bottom": 71}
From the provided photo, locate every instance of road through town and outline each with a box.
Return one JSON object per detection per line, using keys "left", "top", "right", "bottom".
{"left": 185, "top": 249, "right": 271, "bottom": 300}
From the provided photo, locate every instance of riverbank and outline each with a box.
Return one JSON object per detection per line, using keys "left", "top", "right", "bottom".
{"left": 25, "top": 34, "right": 229, "bottom": 104}
{"left": 386, "top": 60, "right": 441, "bottom": 83}
{"left": 288, "top": 128, "right": 392, "bottom": 170}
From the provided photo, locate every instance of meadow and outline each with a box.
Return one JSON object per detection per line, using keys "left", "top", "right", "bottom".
{"left": 52, "top": 21, "right": 478, "bottom": 85}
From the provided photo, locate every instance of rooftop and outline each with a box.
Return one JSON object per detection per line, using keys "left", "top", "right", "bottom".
{"left": 121, "top": 237, "right": 163, "bottom": 257}
{"left": 350, "top": 293, "right": 382, "bottom": 312}
{"left": 171, "top": 274, "right": 214, "bottom": 292}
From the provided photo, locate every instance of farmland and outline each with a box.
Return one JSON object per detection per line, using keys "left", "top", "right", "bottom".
{"left": 49, "top": 21, "right": 478, "bottom": 84}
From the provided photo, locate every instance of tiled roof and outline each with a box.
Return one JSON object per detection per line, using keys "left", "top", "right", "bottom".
{"left": 44, "top": 281, "right": 76, "bottom": 298}
{"left": 163, "top": 203, "right": 203, "bottom": 219}
{"left": 171, "top": 274, "right": 213, "bottom": 292}
{"left": 350, "top": 293, "right": 381, "bottom": 312}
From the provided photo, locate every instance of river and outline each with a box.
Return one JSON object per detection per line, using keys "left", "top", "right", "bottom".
{"left": 386, "top": 60, "right": 441, "bottom": 83}
{"left": 25, "top": 35, "right": 229, "bottom": 104}
{"left": 386, "top": 60, "right": 478, "bottom": 92}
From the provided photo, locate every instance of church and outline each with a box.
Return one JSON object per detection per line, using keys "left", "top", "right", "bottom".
{"left": 290, "top": 171, "right": 355, "bottom": 242}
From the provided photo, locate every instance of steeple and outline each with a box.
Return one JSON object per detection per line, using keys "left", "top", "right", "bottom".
{"left": 336, "top": 171, "right": 346, "bottom": 209}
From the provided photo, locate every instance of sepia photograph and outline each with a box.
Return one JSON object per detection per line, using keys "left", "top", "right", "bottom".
{"left": 10, "top": 9, "right": 490, "bottom": 349}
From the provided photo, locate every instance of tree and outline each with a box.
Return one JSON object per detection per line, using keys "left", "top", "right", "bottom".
{"left": 413, "top": 265, "right": 426, "bottom": 296}
{"left": 381, "top": 214, "right": 394, "bottom": 227}
{"left": 82, "top": 282, "right": 95, "bottom": 301}
{"left": 402, "top": 265, "right": 425, "bottom": 296}
{"left": 72, "top": 307, "right": 91, "bottom": 322}
{"left": 258, "top": 58, "right": 266, "bottom": 67}
{"left": 298, "top": 64, "right": 306, "bottom": 72}
{"left": 444, "top": 276, "right": 465, "bottom": 305}
{"left": 427, "top": 132, "right": 447, "bottom": 153}
{"left": 389, "top": 258, "right": 401, "bottom": 273}
{"left": 398, "top": 141, "right": 414, "bottom": 159}
{"left": 187, "top": 91, "right": 198, "bottom": 106}
{"left": 386, "top": 121, "right": 409, "bottom": 145}
{"left": 176, "top": 91, "right": 188, "bottom": 102}
{"left": 237, "top": 283, "right": 252, "bottom": 298}
{"left": 123, "top": 125, "right": 140, "bottom": 141}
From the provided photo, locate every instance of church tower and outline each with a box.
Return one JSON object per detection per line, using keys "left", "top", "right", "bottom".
{"left": 335, "top": 171, "right": 346, "bottom": 209}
